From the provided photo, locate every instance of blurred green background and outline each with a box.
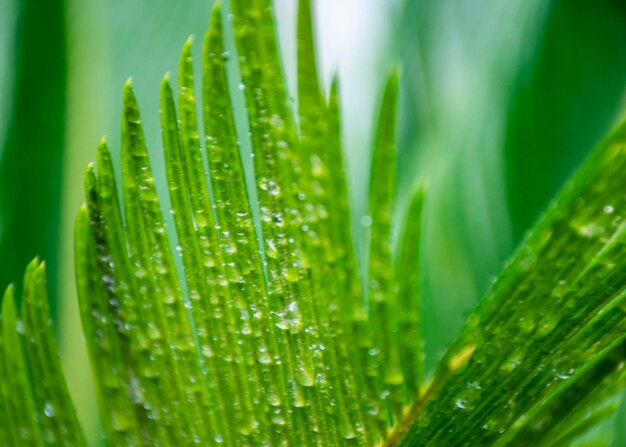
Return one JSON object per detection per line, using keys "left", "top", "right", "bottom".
{"left": 2, "top": 0, "right": 626, "bottom": 444}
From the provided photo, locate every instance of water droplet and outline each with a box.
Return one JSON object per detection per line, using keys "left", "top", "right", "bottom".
{"left": 266, "top": 239, "right": 278, "bottom": 259}
{"left": 455, "top": 399, "right": 467, "bottom": 410}
{"left": 575, "top": 222, "right": 604, "bottom": 238}
{"left": 258, "top": 350, "right": 271, "bottom": 364}
{"left": 271, "top": 412, "right": 286, "bottom": 426}
{"left": 269, "top": 114, "right": 284, "bottom": 129}
{"left": 43, "top": 402, "right": 55, "bottom": 417}
{"left": 360, "top": 215, "right": 372, "bottom": 227}
{"left": 552, "top": 279, "right": 568, "bottom": 298}
{"left": 202, "top": 345, "right": 214, "bottom": 358}
{"left": 501, "top": 352, "right": 524, "bottom": 372}
{"left": 553, "top": 367, "right": 575, "bottom": 380}
{"left": 604, "top": 205, "right": 615, "bottom": 214}
{"left": 147, "top": 324, "right": 161, "bottom": 340}
{"left": 368, "top": 348, "right": 380, "bottom": 356}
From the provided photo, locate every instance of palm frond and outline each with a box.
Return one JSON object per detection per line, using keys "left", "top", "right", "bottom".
{"left": 74, "top": 0, "right": 420, "bottom": 444}
{"left": 3, "top": 1, "right": 626, "bottom": 446}
{"left": 390, "top": 123, "right": 626, "bottom": 446}
{"left": 0, "top": 260, "right": 84, "bottom": 445}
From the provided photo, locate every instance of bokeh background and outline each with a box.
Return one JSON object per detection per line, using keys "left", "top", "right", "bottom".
{"left": 2, "top": 0, "right": 626, "bottom": 444}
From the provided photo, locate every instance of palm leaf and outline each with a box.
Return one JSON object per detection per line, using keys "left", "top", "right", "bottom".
{"left": 0, "top": 260, "right": 84, "bottom": 445}
{"left": 3, "top": 0, "right": 626, "bottom": 446}
{"left": 0, "top": 0, "right": 67, "bottom": 311}
{"left": 75, "top": 0, "right": 420, "bottom": 443}
{"left": 389, "top": 123, "right": 626, "bottom": 446}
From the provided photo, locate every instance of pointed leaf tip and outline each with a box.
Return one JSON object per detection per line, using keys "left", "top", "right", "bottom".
{"left": 84, "top": 164, "right": 97, "bottom": 196}
{"left": 330, "top": 74, "right": 340, "bottom": 94}
{"left": 122, "top": 79, "right": 138, "bottom": 108}
{"left": 384, "top": 71, "right": 399, "bottom": 100}
{"left": 4, "top": 283, "right": 15, "bottom": 295}
{"left": 2, "top": 283, "right": 15, "bottom": 308}
{"left": 161, "top": 74, "right": 173, "bottom": 94}
{"left": 184, "top": 35, "right": 194, "bottom": 49}
{"left": 96, "top": 138, "right": 111, "bottom": 161}
{"left": 27, "top": 257, "right": 40, "bottom": 269}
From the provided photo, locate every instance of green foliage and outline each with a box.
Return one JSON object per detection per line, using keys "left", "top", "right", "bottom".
{"left": 74, "top": 0, "right": 422, "bottom": 444}
{"left": 505, "top": 0, "right": 626, "bottom": 242}
{"left": 0, "top": 0, "right": 67, "bottom": 310}
{"left": 0, "top": 260, "right": 84, "bottom": 445}
{"left": 3, "top": 0, "right": 626, "bottom": 446}
{"left": 391, "top": 123, "right": 626, "bottom": 446}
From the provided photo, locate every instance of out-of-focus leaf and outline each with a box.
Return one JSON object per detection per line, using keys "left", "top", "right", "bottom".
{"left": 394, "top": 0, "right": 549, "bottom": 370}
{"left": 0, "top": 0, "right": 15, "bottom": 147}
{"left": 505, "top": 0, "right": 626, "bottom": 243}
{"left": 0, "top": 0, "right": 67, "bottom": 312}
{"left": 0, "top": 260, "right": 84, "bottom": 445}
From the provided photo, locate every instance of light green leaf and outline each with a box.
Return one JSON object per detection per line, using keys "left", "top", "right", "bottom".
{"left": 0, "top": 261, "right": 84, "bottom": 445}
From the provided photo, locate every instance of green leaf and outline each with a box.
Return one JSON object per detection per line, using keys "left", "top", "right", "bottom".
{"left": 1, "top": 285, "right": 41, "bottom": 446}
{"left": 0, "top": 0, "right": 67, "bottom": 311}
{"left": 73, "top": 0, "right": 424, "bottom": 444}
{"left": 505, "top": 0, "right": 626, "bottom": 242}
{"left": 391, "top": 122, "right": 626, "bottom": 446}
{"left": 366, "top": 74, "right": 408, "bottom": 422}
{"left": 396, "top": 188, "right": 426, "bottom": 402}
{"left": 7, "top": 0, "right": 626, "bottom": 446}
{"left": 0, "top": 261, "right": 84, "bottom": 445}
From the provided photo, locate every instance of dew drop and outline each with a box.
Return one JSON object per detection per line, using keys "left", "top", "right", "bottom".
{"left": 553, "top": 367, "right": 575, "bottom": 380}
{"left": 575, "top": 222, "right": 604, "bottom": 238}
{"left": 43, "top": 402, "right": 55, "bottom": 417}
{"left": 455, "top": 399, "right": 467, "bottom": 410}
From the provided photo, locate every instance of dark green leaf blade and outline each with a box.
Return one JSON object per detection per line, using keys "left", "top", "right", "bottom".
{"left": 0, "top": 0, "right": 67, "bottom": 312}
{"left": 396, "top": 187, "right": 426, "bottom": 403}
{"left": 505, "top": 0, "right": 626, "bottom": 242}
{"left": 366, "top": 74, "right": 408, "bottom": 424}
